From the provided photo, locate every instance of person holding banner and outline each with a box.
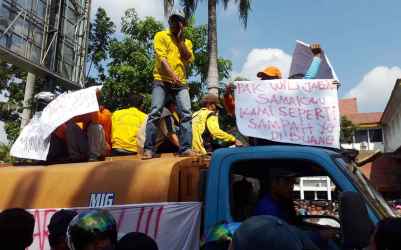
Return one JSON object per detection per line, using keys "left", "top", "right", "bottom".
{"left": 52, "top": 108, "right": 111, "bottom": 163}
{"left": 192, "top": 94, "right": 243, "bottom": 155}
{"left": 143, "top": 11, "right": 197, "bottom": 159}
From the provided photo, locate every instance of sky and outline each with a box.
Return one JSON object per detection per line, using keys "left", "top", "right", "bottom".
{"left": 1, "top": 0, "right": 401, "bottom": 143}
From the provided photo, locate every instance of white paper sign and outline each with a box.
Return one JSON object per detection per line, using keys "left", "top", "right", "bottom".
{"left": 9, "top": 115, "right": 50, "bottom": 160}
{"left": 235, "top": 79, "right": 340, "bottom": 148}
{"left": 27, "top": 202, "right": 201, "bottom": 250}
{"left": 10, "top": 86, "right": 100, "bottom": 160}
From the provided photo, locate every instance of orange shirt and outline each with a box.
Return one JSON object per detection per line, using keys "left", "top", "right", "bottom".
{"left": 91, "top": 107, "right": 112, "bottom": 148}
{"left": 54, "top": 108, "right": 112, "bottom": 149}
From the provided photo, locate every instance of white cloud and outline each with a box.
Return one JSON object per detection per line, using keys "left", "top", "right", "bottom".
{"left": 91, "top": 0, "right": 165, "bottom": 29}
{"left": 346, "top": 66, "right": 401, "bottom": 112}
{"left": 234, "top": 48, "right": 292, "bottom": 80}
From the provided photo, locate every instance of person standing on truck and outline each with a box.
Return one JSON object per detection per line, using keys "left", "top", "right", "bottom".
{"left": 192, "top": 94, "right": 243, "bottom": 155}
{"left": 143, "top": 11, "right": 197, "bottom": 159}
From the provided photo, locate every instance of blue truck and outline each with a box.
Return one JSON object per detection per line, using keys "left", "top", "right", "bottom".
{"left": 0, "top": 145, "right": 394, "bottom": 249}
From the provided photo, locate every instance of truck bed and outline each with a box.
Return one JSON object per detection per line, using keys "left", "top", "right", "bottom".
{"left": 0, "top": 155, "right": 210, "bottom": 209}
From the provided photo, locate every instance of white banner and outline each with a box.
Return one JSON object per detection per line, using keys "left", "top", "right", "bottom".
{"left": 235, "top": 79, "right": 340, "bottom": 148}
{"left": 27, "top": 202, "right": 201, "bottom": 250}
{"left": 10, "top": 86, "right": 100, "bottom": 160}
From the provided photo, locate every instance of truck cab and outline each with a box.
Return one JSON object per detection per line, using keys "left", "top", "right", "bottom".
{"left": 203, "top": 145, "right": 394, "bottom": 248}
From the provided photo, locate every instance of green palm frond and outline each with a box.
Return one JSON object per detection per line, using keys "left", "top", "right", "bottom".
{"left": 164, "top": 0, "right": 175, "bottom": 17}
{"left": 238, "top": 0, "right": 251, "bottom": 28}
{"left": 180, "top": 0, "right": 199, "bottom": 18}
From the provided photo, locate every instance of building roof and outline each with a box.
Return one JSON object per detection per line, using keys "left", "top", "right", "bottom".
{"left": 339, "top": 98, "right": 358, "bottom": 115}
{"left": 346, "top": 112, "right": 382, "bottom": 126}
{"left": 339, "top": 98, "right": 382, "bottom": 126}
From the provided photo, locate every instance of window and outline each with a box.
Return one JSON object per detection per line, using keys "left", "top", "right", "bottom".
{"left": 369, "top": 128, "right": 383, "bottom": 143}
{"left": 354, "top": 129, "right": 368, "bottom": 143}
{"left": 230, "top": 159, "right": 341, "bottom": 224}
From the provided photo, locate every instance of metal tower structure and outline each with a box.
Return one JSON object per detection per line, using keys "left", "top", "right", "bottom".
{"left": 0, "top": 0, "right": 91, "bottom": 89}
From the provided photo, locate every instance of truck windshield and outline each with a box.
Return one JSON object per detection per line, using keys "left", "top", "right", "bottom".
{"left": 335, "top": 157, "right": 395, "bottom": 219}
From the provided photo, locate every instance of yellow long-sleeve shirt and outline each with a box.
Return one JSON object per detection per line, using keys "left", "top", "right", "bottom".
{"left": 112, "top": 107, "right": 147, "bottom": 153}
{"left": 192, "top": 108, "right": 236, "bottom": 154}
{"left": 153, "top": 30, "right": 194, "bottom": 84}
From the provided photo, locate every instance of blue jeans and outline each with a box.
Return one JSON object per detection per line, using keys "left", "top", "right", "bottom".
{"left": 144, "top": 81, "right": 192, "bottom": 154}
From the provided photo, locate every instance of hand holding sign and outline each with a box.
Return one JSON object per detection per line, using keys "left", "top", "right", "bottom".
{"left": 310, "top": 43, "right": 322, "bottom": 56}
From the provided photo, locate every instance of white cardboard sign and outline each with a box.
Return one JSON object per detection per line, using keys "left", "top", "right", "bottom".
{"left": 10, "top": 86, "right": 100, "bottom": 160}
{"left": 235, "top": 79, "right": 340, "bottom": 148}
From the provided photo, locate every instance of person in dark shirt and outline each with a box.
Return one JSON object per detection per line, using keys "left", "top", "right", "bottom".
{"left": 254, "top": 169, "right": 299, "bottom": 224}
{"left": 254, "top": 169, "right": 338, "bottom": 250}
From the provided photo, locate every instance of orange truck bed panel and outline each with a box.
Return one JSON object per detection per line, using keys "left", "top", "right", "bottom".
{"left": 0, "top": 155, "right": 209, "bottom": 209}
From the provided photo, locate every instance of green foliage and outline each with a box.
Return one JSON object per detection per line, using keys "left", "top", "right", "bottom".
{"left": 0, "top": 143, "right": 11, "bottom": 162}
{"left": 0, "top": 61, "right": 26, "bottom": 144}
{"left": 87, "top": 7, "right": 116, "bottom": 82}
{"left": 340, "top": 116, "right": 356, "bottom": 143}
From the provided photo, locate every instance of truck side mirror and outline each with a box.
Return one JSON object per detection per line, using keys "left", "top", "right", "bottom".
{"left": 339, "top": 191, "right": 374, "bottom": 249}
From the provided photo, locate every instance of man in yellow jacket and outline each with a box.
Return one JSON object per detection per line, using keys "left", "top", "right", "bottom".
{"left": 192, "top": 94, "right": 243, "bottom": 155}
{"left": 143, "top": 11, "right": 196, "bottom": 159}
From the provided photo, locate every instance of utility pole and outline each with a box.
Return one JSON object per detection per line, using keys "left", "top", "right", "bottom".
{"left": 20, "top": 72, "right": 35, "bottom": 129}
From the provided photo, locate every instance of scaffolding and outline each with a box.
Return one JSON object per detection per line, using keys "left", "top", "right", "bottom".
{"left": 0, "top": 0, "right": 91, "bottom": 89}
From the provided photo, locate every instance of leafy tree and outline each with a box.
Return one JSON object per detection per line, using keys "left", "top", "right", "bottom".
{"left": 340, "top": 116, "right": 356, "bottom": 144}
{"left": 87, "top": 7, "right": 116, "bottom": 82}
{"left": 0, "top": 61, "right": 26, "bottom": 143}
{"left": 163, "top": 0, "right": 251, "bottom": 96}
{"left": 0, "top": 143, "right": 12, "bottom": 162}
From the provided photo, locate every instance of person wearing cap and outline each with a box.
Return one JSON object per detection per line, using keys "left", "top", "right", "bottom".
{"left": 143, "top": 11, "right": 196, "bottom": 159}
{"left": 256, "top": 66, "right": 283, "bottom": 80}
{"left": 192, "top": 94, "right": 243, "bottom": 155}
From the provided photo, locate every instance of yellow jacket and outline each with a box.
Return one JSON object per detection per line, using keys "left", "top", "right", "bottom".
{"left": 112, "top": 107, "right": 147, "bottom": 153}
{"left": 192, "top": 108, "right": 236, "bottom": 154}
{"left": 153, "top": 30, "right": 194, "bottom": 84}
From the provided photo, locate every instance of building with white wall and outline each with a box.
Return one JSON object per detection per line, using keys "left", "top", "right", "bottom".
{"left": 381, "top": 79, "right": 401, "bottom": 153}
{"left": 339, "top": 98, "right": 384, "bottom": 151}
{"left": 294, "top": 176, "right": 335, "bottom": 200}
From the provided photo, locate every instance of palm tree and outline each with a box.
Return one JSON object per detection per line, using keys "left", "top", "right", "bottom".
{"left": 164, "top": 0, "right": 251, "bottom": 96}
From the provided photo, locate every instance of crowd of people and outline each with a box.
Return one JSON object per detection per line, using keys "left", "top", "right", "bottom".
{"left": 0, "top": 208, "right": 158, "bottom": 250}
{"left": 37, "top": 10, "right": 333, "bottom": 165}
{"left": 294, "top": 200, "right": 339, "bottom": 218}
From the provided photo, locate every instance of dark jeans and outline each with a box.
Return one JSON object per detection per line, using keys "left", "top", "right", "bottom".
{"left": 144, "top": 81, "right": 192, "bottom": 154}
